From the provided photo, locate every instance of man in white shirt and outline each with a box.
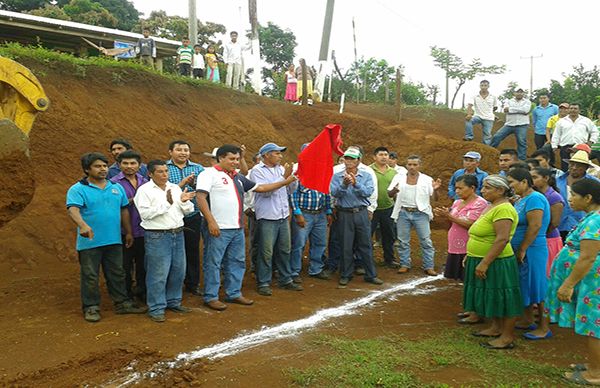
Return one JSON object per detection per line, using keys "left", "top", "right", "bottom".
{"left": 388, "top": 155, "right": 442, "bottom": 276}
{"left": 197, "top": 145, "right": 297, "bottom": 309}
{"left": 134, "top": 160, "right": 196, "bottom": 323}
{"left": 551, "top": 103, "right": 599, "bottom": 171}
{"left": 464, "top": 80, "right": 499, "bottom": 144}
{"left": 490, "top": 88, "right": 532, "bottom": 160}
{"left": 223, "top": 31, "right": 247, "bottom": 91}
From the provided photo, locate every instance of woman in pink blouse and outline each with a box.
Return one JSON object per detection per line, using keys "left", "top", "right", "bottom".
{"left": 434, "top": 174, "right": 488, "bottom": 323}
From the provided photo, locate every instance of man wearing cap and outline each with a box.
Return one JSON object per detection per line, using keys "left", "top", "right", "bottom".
{"left": 330, "top": 146, "right": 384, "bottom": 287}
{"left": 388, "top": 152, "right": 408, "bottom": 175}
{"left": 551, "top": 103, "right": 599, "bottom": 172}
{"left": 490, "top": 88, "right": 532, "bottom": 160}
{"left": 290, "top": 143, "right": 333, "bottom": 281}
{"left": 369, "top": 146, "right": 400, "bottom": 268}
{"left": 447, "top": 151, "right": 488, "bottom": 200}
{"left": 556, "top": 150, "right": 600, "bottom": 241}
{"left": 532, "top": 94, "right": 558, "bottom": 150}
{"left": 388, "top": 155, "right": 443, "bottom": 276}
{"left": 197, "top": 145, "right": 298, "bottom": 310}
{"left": 464, "top": 80, "right": 499, "bottom": 144}
{"left": 250, "top": 142, "right": 304, "bottom": 296}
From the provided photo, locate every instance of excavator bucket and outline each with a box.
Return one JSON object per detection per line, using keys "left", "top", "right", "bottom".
{"left": 0, "top": 57, "right": 49, "bottom": 226}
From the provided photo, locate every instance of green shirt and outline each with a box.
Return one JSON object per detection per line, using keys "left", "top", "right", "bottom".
{"left": 592, "top": 119, "right": 600, "bottom": 151}
{"left": 467, "top": 202, "right": 517, "bottom": 258}
{"left": 177, "top": 45, "right": 193, "bottom": 64}
{"left": 369, "top": 163, "right": 397, "bottom": 210}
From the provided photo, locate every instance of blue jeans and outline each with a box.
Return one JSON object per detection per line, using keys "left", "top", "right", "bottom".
{"left": 291, "top": 212, "right": 328, "bottom": 276}
{"left": 144, "top": 230, "right": 186, "bottom": 316}
{"left": 490, "top": 124, "right": 528, "bottom": 160}
{"left": 203, "top": 228, "right": 246, "bottom": 302}
{"left": 396, "top": 210, "right": 435, "bottom": 270}
{"left": 78, "top": 244, "right": 129, "bottom": 311}
{"left": 256, "top": 218, "right": 294, "bottom": 287}
{"left": 464, "top": 116, "right": 494, "bottom": 145}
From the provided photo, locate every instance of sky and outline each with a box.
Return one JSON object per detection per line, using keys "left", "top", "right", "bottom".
{"left": 133, "top": 0, "right": 599, "bottom": 105}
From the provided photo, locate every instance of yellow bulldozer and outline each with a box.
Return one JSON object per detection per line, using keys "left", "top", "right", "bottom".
{"left": 0, "top": 57, "right": 49, "bottom": 226}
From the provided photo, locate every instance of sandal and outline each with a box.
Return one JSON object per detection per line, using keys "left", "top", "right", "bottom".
{"left": 480, "top": 341, "right": 515, "bottom": 350}
{"left": 569, "top": 363, "right": 588, "bottom": 372}
{"left": 472, "top": 331, "right": 501, "bottom": 338}
{"left": 564, "top": 370, "right": 600, "bottom": 386}
{"left": 456, "top": 312, "right": 471, "bottom": 319}
{"left": 458, "top": 317, "right": 484, "bottom": 325}
{"left": 523, "top": 331, "right": 552, "bottom": 340}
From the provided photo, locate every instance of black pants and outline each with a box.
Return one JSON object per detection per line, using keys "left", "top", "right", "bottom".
{"left": 247, "top": 211, "right": 260, "bottom": 271}
{"left": 192, "top": 68, "right": 205, "bottom": 79}
{"left": 337, "top": 209, "right": 378, "bottom": 280}
{"left": 560, "top": 230, "right": 570, "bottom": 243}
{"left": 370, "top": 207, "right": 396, "bottom": 264}
{"left": 534, "top": 134, "right": 547, "bottom": 150}
{"left": 559, "top": 145, "right": 574, "bottom": 172}
{"left": 183, "top": 213, "right": 203, "bottom": 290}
{"left": 179, "top": 63, "right": 191, "bottom": 77}
{"left": 122, "top": 236, "right": 145, "bottom": 298}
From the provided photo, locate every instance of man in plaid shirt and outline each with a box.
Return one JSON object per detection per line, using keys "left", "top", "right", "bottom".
{"left": 167, "top": 140, "right": 205, "bottom": 296}
{"left": 290, "top": 145, "right": 334, "bottom": 281}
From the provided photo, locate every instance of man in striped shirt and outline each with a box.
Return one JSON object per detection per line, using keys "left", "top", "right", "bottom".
{"left": 290, "top": 143, "right": 333, "bottom": 281}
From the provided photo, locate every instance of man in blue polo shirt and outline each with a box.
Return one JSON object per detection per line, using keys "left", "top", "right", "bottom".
{"left": 66, "top": 152, "right": 146, "bottom": 322}
{"left": 447, "top": 151, "right": 488, "bottom": 199}
{"left": 166, "top": 140, "right": 205, "bottom": 296}
{"left": 531, "top": 94, "right": 558, "bottom": 150}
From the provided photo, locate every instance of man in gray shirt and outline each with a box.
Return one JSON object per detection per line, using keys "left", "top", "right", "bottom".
{"left": 136, "top": 29, "right": 156, "bottom": 69}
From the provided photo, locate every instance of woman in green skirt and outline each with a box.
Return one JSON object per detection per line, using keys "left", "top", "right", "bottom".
{"left": 463, "top": 175, "right": 523, "bottom": 349}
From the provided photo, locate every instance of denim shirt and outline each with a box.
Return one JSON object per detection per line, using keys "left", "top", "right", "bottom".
{"left": 448, "top": 168, "right": 488, "bottom": 200}
{"left": 330, "top": 170, "right": 374, "bottom": 208}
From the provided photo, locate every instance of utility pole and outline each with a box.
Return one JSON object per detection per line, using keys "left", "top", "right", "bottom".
{"left": 314, "top": 0, "right": 335, "bottom": 102}
{"left": 520, "top": 54, "right": 543, "bottom": 98}
{"left": 395, "top": 67, "right": 403, "bottom": 122}
{"left": 188, "top": 0, "right": 198, "bottom": 45}
{"left": 248, "top": 0, "right": 262, "bottom": 95}
{"left": 352, "top": 17, "right": 359, "bottom": 103}
{"left": 327, "top": 49, "right": 335, "bottom": 102}
{"left": 300, "top": 58, "right": 308, "bottom": 106}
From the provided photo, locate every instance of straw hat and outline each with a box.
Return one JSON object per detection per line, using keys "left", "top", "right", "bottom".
{"left": 566, "top": 150, "right": 593, "bottom": 166}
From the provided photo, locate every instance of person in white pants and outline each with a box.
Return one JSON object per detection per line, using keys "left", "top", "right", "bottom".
{"left": 224, "top": 31, "right": 247, "bottom": 91}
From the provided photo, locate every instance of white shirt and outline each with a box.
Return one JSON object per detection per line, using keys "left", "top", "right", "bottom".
{"left": 393, "top": 165, "right": 408, "bottom": 175}
{"left": 134, "top": 181, "right": 194, "bottom": 230}
{"left": 388, "top": 172, "right": 434, "bottom": 220}
{"left": 504, "top": 98, "right": 531, "bottom": 126}
{"left": 398, "top": 184, "right": 417, "bottom": 207}
{"left": 196, "top": 167, "right": 257, "bottom": 229}
{"left": 333, "top": 162, "right": 378, "bottom": 212}
{"left": 223, "top": 40, "right": 246, "bottom": 64}
{"left": 551, "top": 115, "right": 599, "bottom": 148}
{"left": 470, "top": 93, "right": 498, "bottom": 121}
{"left": 192, "top": 53, "right": 205, "bottom": 69}
{"left": 243, "top": 165, "right": 259, "bottom": 212}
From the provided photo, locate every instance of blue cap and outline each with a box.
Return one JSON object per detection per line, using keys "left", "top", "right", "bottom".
{"left": 300, "top": 143, "right": 310, "bottom": 151}
{"left": 463, "top": 151, "right": 481, "bottom": 161}
{"left": 259, "top": 142, "right": 287, "bottom": 155}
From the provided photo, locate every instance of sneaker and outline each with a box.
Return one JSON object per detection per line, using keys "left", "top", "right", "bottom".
{"left": 149, "top": 314, "right": 166, "bottom": 323}
{"left": 257, "top": 286, "right": 273, "bottom": 296}
{"left": 384, "top": 261, "right": 401, "bottom": 269}
{"left": 185, "top": 286, "right": 202, "bottom": 296}
{"left": 115, "top": 304, "right": 147, "bottom": 314}
{"left": 310, "top": 271, "right": 332, "bottom": 280}
{"left": 292, "top": 276, "right": 303, "bottom": 284}
{"left": 424, "top": 269, "right": 438, "bottom": 276}
{"left": 354, "top": 267, "right": 366, "bottom": 276}
{"left": 167, "top": 305, "right": 193, "bottom": 313}
{"left": 84, "top": 308, "right": 101, "bottom": 323}
{"left": 462, "top": 137, "right": 473, "bottom": 141}
{"left": 366, "top": 277, "right": 384, "bottom": 285}
{"left": 280, "top": 282, "right": 304, "bottom": 291}
{"left": 338, "top": 277, "right": 350, "bottom": 286}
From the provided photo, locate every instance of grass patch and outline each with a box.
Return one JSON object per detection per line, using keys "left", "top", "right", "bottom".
{"left": 287, "top": 329, "right": 572, "bottom": 387}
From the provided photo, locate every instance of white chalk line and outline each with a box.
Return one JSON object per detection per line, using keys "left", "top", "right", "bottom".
{"left": 109, "top": 275, "right": 444, "bottom": 386}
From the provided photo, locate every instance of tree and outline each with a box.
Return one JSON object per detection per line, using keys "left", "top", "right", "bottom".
{"left": 134, "top": 10, "right": 225, "bottom": 45}
{"left": 430, "top": 46, "right": 506, "bottom": 108}
{"left": 53, "top": 0, "right": 139, "bottom": 30}
{"left": 427, "top": 84, "right": 440, "bottom": 105}
{"left": 499, "top": 81, "right": 529, "bottom": 105}
{"left": 62, "top": 0, "right": 118, "bottom": 28}
{"left": 0, "top": 0, "right": 47, "bottom": 12}
{"left": 28, "top": 3, "right": 71, "bottom": 20}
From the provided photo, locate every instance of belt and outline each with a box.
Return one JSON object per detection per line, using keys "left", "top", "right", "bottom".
{"left": 300, "top": 208, "right": 324, "bottom": 214}
{"left": 145, "top": 227, "right": 184, "bottom": 233}
{"left": 401, "top": 207, "right": 419, "bottom": 212}
{"left": 336, "top": 206, "right": 366, "bottom": 213}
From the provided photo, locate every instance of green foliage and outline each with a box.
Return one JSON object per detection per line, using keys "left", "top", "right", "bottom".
{"left": 53, "top": 0, "right": 140, "bottom": 30}
{"left": 499, "top": 81, "right": 529, "bottom": 105}
{"left": 0, "top": 0, "right": 47, "bottom": 11}
{"left": 27, "top": 4, "right": 71, "bottom": 20}
{"left": 288, "top": 330, "right": 567, "bottom": 387}
{"left": 62, "top": 0, "right": 118, "bottom": 28}
{"left": 430, "top": 46, "right": 506, "bottom": 108}
{"left": 253, "top": 22, "right": 297, "bottom": 98}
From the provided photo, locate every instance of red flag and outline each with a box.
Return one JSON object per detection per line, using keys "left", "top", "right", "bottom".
{"left": 296, "top": 124, "right": 344, "bottom": 194}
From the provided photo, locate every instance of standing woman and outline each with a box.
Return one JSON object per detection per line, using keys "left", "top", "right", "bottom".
{"left": 506, "top": 168, "right": 550, "bottom": 331}
{"left": 434, "top": 175, "right": 488, "bottom": 322}
{"left": 545, "top": 179, "right": 600, "bottom": 385}
{"left": 205, "top": 45, "right": 220, "bottom": 83}
{"left": 284, "top": 64, "right": 298, "bottom": 103}
{"left": 463, "top": 175, "right": 522, "bottom": 349}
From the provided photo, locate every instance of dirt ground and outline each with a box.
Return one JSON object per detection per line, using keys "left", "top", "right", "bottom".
{"left": 0, "top": 59, "right": 558, "bottom": 387}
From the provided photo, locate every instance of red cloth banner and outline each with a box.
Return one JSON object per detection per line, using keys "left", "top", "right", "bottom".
{"left": 296, "top": 124, "right": 344, "bottom": 194}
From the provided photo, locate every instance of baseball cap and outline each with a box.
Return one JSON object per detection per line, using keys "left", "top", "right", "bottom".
{"left": 259, "top": 142, "right": 287, "bottom": 155}
{"left": 300, "top": 143, "right": 310, "bottom": 152}
{"left": 463, "top": 151, "right": 481, "bottom": 161}
{"left": 515, "top": 87, "right": 524, "bottom": 92}
{"left": 343, "top": 146, "right": 362, "bottom": 159}
{"left": 569, "top": 144, "right": 591, "bottom": 155}
{"left": 559, "top": 102, "right": 570, "bottom": 108}
{"left": 203, "top": 147, "right": 219, "bottom": 158}
{"left": 389, "top": 152, "right": 398, "bottom": 159}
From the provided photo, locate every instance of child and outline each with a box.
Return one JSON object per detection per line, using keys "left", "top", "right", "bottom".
{"left": 192, "top": 44, "right": 205, "bottom": 79}
{"left": 205, "top": 45, "right": 220, "bottom": 83}
{"left": 284, "top": 64, "right": 297, "bottom": 102}
{"left": 176, "top": 37, "right": 193, "bottom": 77}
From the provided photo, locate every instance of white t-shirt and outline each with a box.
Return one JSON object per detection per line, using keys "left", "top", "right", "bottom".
{"left": 192, "top": 53, "right": 205, "bottom": 69}
{"left": 470, "top": 93, "right": 498, "bottom": 121}
{"left": 196, "top": 167, "right": 257, "bottom": 229}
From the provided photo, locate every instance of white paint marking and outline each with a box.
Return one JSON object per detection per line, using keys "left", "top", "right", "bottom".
{"left": 111, "top": 275, "right": 444, "bottom": 386}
